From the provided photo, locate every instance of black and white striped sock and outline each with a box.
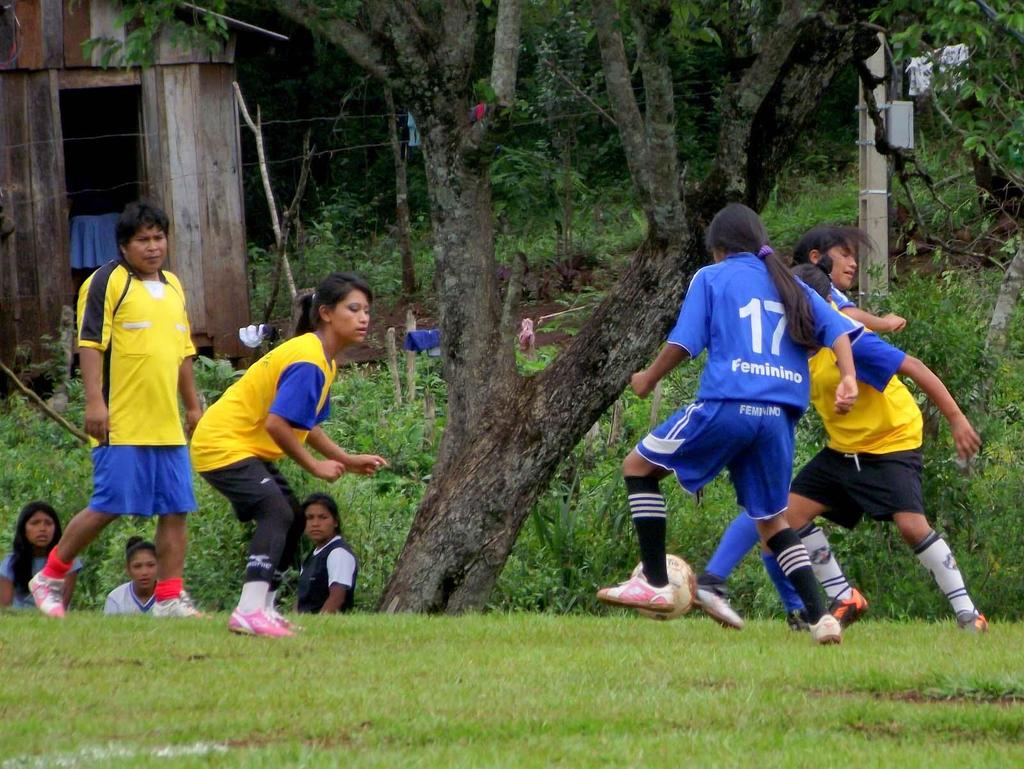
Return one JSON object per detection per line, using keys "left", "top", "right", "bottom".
{"left": 767, "top": 528, "right": 826, "bottom": 622}
{"left": 625, "top": 476, "right": 668, "bottom": 587}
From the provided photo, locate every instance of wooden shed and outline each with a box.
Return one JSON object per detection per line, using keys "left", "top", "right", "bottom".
{"left": 0, "top": 2, "right": 277, "bottom": 368}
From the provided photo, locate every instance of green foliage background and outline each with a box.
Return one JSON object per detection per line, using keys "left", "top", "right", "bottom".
{"left": 2, "top": 260, "right": 1022, "bottom": 619}
{"left": 3, "top": 1, "right": 1023, "bottom": 621}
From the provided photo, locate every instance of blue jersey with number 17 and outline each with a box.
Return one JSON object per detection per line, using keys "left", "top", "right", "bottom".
{"left": 667, "top": 252, "right": 860, "bottom": 411}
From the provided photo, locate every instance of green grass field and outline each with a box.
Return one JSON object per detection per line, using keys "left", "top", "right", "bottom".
{"left": 1, "top": 613, "right": 1021, "bottom": 768}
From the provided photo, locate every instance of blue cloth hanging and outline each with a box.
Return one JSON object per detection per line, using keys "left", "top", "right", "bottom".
{"left": 407, "top": 113, "right": 421, "bottom": 148}
{"left": 70, "top": 213, "right": 120, "bottom": 269}
{"left": 404, "top": 329, "right": 440, "bottom": 356}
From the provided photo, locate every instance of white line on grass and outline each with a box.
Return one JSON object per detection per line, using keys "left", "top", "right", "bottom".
{"left": 2, "top": 742, "right": 229, "bottom": 768}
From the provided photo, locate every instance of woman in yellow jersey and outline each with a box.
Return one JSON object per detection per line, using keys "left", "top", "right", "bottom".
{"left": 785, "top": 261, "right": 988, "bottom": 633}
{"left": 191, "top": 272, "right": 387, "bottom": 637}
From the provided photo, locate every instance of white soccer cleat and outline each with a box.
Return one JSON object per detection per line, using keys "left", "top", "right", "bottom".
{"left": 28, "top": 573, "right": 65, "bottom": 618}
{"left": 153, "top": 590, "right": 204, "bottom": 618}
{"left": 809, "top": 613, "right": 842, "bottom": 645}
{"left": 597, "top": 574, "right": 675, "bottom": 613}
{"left": 694, "top": 586, "right": 745, "bottom": 630}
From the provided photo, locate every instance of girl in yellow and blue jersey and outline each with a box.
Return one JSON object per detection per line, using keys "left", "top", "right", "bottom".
{"left": 191, "top": 272, "right": 387, "bottom": 637}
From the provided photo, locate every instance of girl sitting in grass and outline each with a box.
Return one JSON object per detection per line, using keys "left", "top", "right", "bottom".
{"left": 1, "top": 502, "right": 82, "bottom": 610}
{"left": 297, "top": 493, "right": 358, "bottom": 614}
{"left": 104, "top": 537, "right": 158, "bottom": 615}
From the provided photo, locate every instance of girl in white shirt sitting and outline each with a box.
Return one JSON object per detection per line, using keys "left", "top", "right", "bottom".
{"left": 104, "top": 537, "right": 157, "bottom": 615}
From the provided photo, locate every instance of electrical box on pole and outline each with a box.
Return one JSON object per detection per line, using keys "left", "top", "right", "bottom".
{"left": 887, "top": 101, "right": 915, "bottom": 150}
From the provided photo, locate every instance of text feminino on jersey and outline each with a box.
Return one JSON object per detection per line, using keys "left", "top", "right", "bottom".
{"left": 730, "top": 358, "right": 805, "bottom": 384}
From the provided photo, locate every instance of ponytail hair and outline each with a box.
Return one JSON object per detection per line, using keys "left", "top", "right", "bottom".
{"left": 294, "top": 272, "right": 373, "bottom": 336}
{"left": 792, "top": 262, "right": 832, "bottom": 302}
{"left": 705, "top": 203, "right": 818, "bottom": 349}
{"left": 125, "top": 536, "right": 156, "bottom": 564}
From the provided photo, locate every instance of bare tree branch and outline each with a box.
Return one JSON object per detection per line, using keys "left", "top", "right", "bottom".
{"left": 542, "top": 57, "right": 616, "bottom": 126}
{"left": 490, "top": 0, "right": 523, "bottom": 106}
{"left": 635, "top": 9, "right": 684, "bottom": 240}
{"left": 0, "top": 359, "right": 88, "bottom": 444}
{"left": 698, "top": 11, "right": 881, "bottom": 216}
{"left": 592, "top": 0, "right": 652, "bottom": 214}
{"left": 263, "top": 131, "right": 314, "bottom": 325}
{"left": 987, "top": 239, "right": 1024, "bottom": 353}
{"left": 234, "top": 81, "right": 298, "bottom": 302}
{"left": 269, "top": 0, "right": 390, "bottom": 81}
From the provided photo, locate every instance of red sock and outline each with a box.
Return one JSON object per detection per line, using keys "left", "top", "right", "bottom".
{"left": 155, "top": 578, "right": 183, "bottom": 602}
{"left": 42, "top": 549, "right": 74, "bottom": 580}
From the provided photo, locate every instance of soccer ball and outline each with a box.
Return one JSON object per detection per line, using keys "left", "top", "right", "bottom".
{"left": 631, "top": 554, "right": 697, "bottom": 620}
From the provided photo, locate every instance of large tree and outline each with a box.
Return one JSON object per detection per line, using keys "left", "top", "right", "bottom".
{"left": 143, "top": 0, "right": 881, "bottom": 612}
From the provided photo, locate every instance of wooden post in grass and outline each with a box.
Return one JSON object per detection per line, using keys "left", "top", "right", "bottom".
{"left": 405, "top": 309, "right": 417, "bottom": 402}
{"left": 607, "top": 399, "right": 623, "bottom": 447}
{"left": 648, "top": 381, "right": 663, "bottom": 429}
{"left": 385, "top": 327, "right": 403, "bottom": 406}
{"left": 49, "top": 305, "right": 76, "bottom": 414}
{"left": 583, "top": 421, "right": 601, "bottom": 459}
{"left": 423, "top": 390, "right": 436, "bottom": 448}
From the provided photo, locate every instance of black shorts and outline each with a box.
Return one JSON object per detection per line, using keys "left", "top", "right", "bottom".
{"left": 200, "top": 458, "right": 298, "bottom": 522}
{"left": 790, "top": 447, "right": 924, "bottom": 528}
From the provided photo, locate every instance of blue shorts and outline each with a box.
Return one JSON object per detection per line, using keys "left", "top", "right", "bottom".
{"left": 90, "top": 445, "right": 197, "bottom": 516}
{"left": 636, "top": 400, "right": 799, "bottom": 520}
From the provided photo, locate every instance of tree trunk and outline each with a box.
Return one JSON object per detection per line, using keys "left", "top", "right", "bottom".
{"left": 987, "top": 239, "right": 1024, "bottom": 354}
{"left": 381, "top": 231, "right": 694, "bottom": 612}
{"left": 384, "top": 85, "right": 417, "bottom": 296}
{"left": 416, "top": 116, "right": 519, "bottom": 476}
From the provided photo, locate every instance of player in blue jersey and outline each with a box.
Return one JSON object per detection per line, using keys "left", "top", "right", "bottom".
{"left": 596, "top": 203, "right": 861, "bottom": 644}
{"left": 695, "top": 258, "right": 984, "bottom": 633}
{"left": 695, "top": 225, "right": 907, "bottom": 630}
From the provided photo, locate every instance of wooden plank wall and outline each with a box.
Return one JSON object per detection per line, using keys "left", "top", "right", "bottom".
{"left": 0, "top": 74, "right": 28, "bottom": 366}
{"left": 62, "top": 0, "right": 93, "bottom": 68}
{"left": 141, "top": 63, "right": 247, "bottom": 356}
{"left": 11, "top": 0, "right": 63, "bottom": 69}
{"left": 10, "top": 0, "right": 234, "bottom": 71}
{"left": 0, "top": 71, "right": 71, "bottom": 366}
{"left": 160, "top": 64, "right": 209, "bottom": 341}
{"left": 1, "top": 0, "right": 246, "bottom": 361}
{"left": 30, "top": 70, "right": 72, "bottom": 340}
{"left": 197, "top": 65, "right": 247, "bottom": 357}
{"left": 88, "top": 0, "right": 124, "bottom": 67}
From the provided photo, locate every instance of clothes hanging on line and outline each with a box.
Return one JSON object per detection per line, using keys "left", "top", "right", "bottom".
{"left": 70, "top": 213, "right": 119, "bottom": 269}
{"left": 404, "top": 329, "right": 440, "bottom": 356}
{"left": 906, "top": 44, "right": 969, "bottom": 96}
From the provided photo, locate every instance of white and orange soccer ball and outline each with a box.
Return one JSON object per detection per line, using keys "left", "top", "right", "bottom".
{"left": 631, "top": 554, "right": 697, "bottom": 620}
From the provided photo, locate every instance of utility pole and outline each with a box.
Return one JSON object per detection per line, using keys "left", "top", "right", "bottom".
{"left": 858, "top": 33, "right": 889, "bottom": 301}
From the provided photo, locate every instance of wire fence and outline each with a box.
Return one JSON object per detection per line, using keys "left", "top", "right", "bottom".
{"left": 3, "top": 78, "right": 723, "bottom": 210}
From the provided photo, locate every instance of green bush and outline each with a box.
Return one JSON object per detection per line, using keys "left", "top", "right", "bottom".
{"left": 2, "top": 269, "right": 1021, "bottom": 620}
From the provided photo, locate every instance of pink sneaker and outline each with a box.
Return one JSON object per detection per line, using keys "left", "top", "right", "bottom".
{"left": 228, "top": 608, "right": 294, "bottom": 637}
{"left": 28, "top": 573, "right": 66, "bottom": 618}
{"left": 597, "top": 573, "right": 675, "bottom": 613}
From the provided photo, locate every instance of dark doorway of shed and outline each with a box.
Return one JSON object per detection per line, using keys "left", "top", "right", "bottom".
{"left": 60, "top": 85, "right": 142, "bottom": 294}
